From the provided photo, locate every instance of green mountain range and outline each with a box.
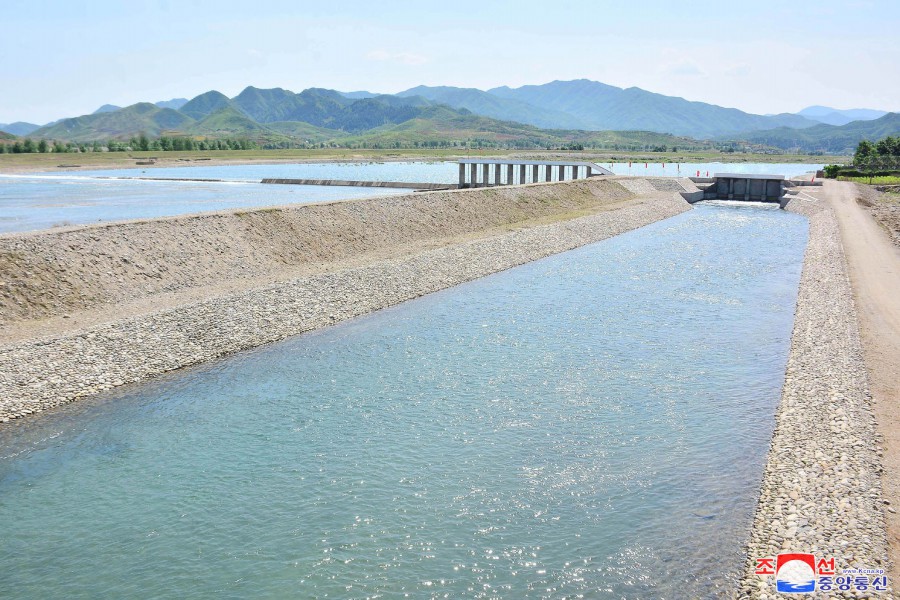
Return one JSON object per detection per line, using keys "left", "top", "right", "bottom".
{"left": 34, "top": 103, "right": 194, "bottom": 140}
{"left": 29, "top": 88, "right": 451, "bottom": 143}
{"left": 338, "top": 105, "right": 707, "bottom": 151}
{"left": 19, "top": 80, "right": 900, "bottom": 152}
{"left": 484, "top": 80, "right": 818, "bottom": 137}
{"left": 722, "top": 113, "right": 900, "bottom": 153}
{"left": 179, "top": 91, "right": 236, "bottom": 120}
{"left": 92, "top": 104, "right": 122, "bottom": 114}
{"left": 185, "top": 106, "right": 274, "bottom": 138}
{"left": 797, "top": 105, "right": 888, "bottom": 126}
{"left": 0, "top": 121, "right": 41, "bottom": 136}
{"left": 396, "top": 85, "right": 585, "bottom": 130}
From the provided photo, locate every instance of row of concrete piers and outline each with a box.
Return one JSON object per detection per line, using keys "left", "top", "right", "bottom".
{"left": 457, "top": 159, "right": 613, "bottom": 188}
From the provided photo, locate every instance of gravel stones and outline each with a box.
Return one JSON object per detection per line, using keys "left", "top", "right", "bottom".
{"left": 737, "top": 197, "right": 892, "bottom": 598}
{"left": 0, "top": 178, "right": 635, "bottom": 324}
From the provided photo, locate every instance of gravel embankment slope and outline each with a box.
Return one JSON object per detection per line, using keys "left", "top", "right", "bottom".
{"left": 738, "top": 191, "right": 891, "bottom": 598}
{"left": 0, "top": 179, "right": 692, "bottom": 422}
{"left": 0, "top": 179, "right": 637, "bottom": 325}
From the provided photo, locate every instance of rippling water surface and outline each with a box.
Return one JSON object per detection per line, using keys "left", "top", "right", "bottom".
{"left": 0, "top": 203, "right": 807, "bottom": 598}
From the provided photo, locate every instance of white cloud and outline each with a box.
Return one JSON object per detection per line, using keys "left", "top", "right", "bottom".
{"left": 365, "top": 49, "right": 428, "bottom": 66}
{"left": 661, "top": 59, "right": 707, "bottom": 78}
{"left": 724, "top": 63, "right": 751, "bottom": 77}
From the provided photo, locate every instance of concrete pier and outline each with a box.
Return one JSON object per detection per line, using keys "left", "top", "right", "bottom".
{"left": 458, "top": 159, "right": 614, "bottom": 189}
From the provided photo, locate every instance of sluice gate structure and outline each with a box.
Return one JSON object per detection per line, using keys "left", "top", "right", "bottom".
{"left": 687, "top": 173, "right": 788, "bottom": 204}
{"left": 686, "top": 173, "right": 822, "bottom": 205}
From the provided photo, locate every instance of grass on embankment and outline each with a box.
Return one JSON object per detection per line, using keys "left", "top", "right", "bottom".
{"left": 839, "top": 175, "right": 900, "bottom": 185}
{"left": 0, "top": 148, "right": 848, "bottom": 174}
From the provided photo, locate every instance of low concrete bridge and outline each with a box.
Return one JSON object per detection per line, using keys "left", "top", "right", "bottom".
{"left": 458, "top": 159, "right": 614, "bottom": 188}
{"left": 261, "top": 161, "right": 615, "bottom": 191}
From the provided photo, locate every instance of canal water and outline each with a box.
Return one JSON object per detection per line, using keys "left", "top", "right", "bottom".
{"left": 0, "top": 161, "right": 822, "bottom": 234}
{"left": 0, "top": 202, "right": 807, "bottom": 598}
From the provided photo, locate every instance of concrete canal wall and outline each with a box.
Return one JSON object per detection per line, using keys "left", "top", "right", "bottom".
{"left": 0, "top": 178, "right": 693, "bottom": 422}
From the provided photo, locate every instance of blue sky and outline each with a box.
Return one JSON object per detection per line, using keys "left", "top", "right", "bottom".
{"left": 2, "top": 0, "right": 898, "bottom": 124}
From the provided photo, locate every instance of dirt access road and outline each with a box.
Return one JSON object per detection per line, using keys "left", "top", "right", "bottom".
{"left": 816, "top": 180, "right": 900, "bottom": 584}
